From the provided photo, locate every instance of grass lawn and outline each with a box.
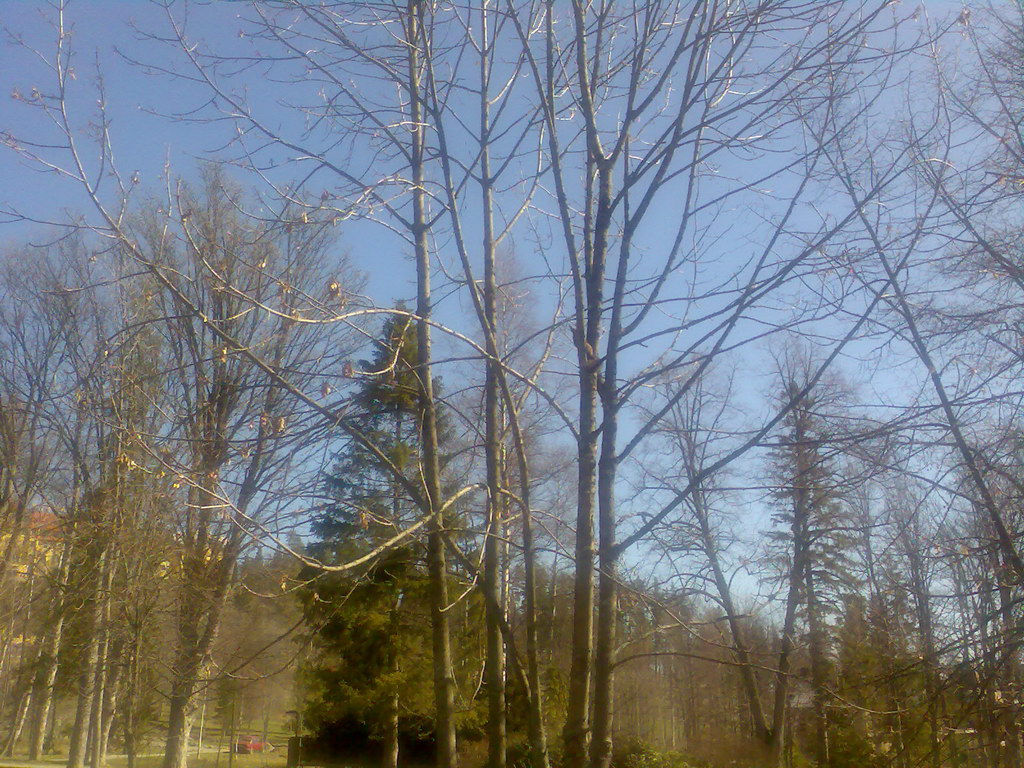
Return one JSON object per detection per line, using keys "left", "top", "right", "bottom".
{"left": 0, "top": 749, "right": 291, "bottom": 768}
{"left": 106, "top": 752, "right": 289, "bottom": 768}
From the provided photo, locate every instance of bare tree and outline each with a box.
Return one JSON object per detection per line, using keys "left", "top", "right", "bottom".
{"left": 0, "top": 4, "right": 970, "bottom": 768}
{"left": 122, "top": 169, "right": 359, "bottom": 768}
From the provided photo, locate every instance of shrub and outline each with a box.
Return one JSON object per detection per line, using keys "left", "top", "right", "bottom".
{"left": 612, "top": 738, "right": 701, "bottom": 768}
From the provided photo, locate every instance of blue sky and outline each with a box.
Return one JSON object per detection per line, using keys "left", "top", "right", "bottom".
{"left": 2, "top": 2, "right": 446, "bottom": 307}
{"left": 0, "top": 0, "right": 981, "bottom": 595}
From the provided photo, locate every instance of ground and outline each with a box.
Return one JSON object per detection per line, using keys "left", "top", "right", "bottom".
{"left": 0, "top": 752, "right": 289, "bottom": 768}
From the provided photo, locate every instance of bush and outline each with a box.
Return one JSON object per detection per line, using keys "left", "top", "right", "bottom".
{"left": 612, "top": 738, "right": 701, "bottom": 768}
{"left": 507, "top": 737, "right": 533, "bottom": 768}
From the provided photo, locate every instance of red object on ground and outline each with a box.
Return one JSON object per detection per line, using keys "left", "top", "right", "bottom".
{"left": 234, "top": 736, "right": 271, "bottom": 754}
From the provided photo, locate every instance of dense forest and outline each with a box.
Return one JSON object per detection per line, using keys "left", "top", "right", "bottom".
{"left": 2, "top": 2, "right": 1024, "bottom": 768}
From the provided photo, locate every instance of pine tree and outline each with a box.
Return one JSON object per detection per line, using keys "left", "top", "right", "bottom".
{"left": 768, "top": 365, "right": 857, "bottom": 767}
{"left": 316, "top": 312, "right": 424, "bottom": 548}
{"left": 302, "top": 313, "right": 444, "bottom": 768}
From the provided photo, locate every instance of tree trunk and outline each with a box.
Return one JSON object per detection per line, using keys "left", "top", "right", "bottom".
{"left": 693, "top": 485, "right": 770, "bottom": 745}
{"left": 98, "top": 642, "right": 124, "bottom": 765}
{"left": 997, "top": 555, "right": 1020, "bottom": 768}
{"left": 382, "top": 599, "right": 401, "bottom": 768}
{"left": 483, "top": 350, "right": 507, "bottom": 768}
{"left": 162, "top": 546, "right": 234, "bottom": 768}
{"left": 67, "top": 623, "right": 100, "bottom": 768}
{"left": 382, "top": 688, "right": 399, "bottom": 768}
{"left": 480, "top": 7, "right": 506, "bottom": 762}
{"left": 165, "top": 702, "right": 195, "bottom": 768}
{"left": 406, "top": 5, "right": 457, "bottom": 768}
{"left": 122, "top": 644, "right": 139, "bottom": 768}
{"left": 88, "top": 561, "right": 113, "bottom": 768}
{"left": 904, "top": 527, "right": 940, "bottom": 768}
{"left": 68, "top": 549, "right": 106, "bottom": 768}
{"left": 590, "top": 347, "right": 618, "bottom": 768}
{"left": 4, "top": 688, "right": 31, "bottom": 755}
{"left": 227, "top": 701, "right": 237, "bottom": 768}
{"left": 562, "top": 362, "right": 597, "bottom": 768}
{"left": 804, "top": 563, "right": 828, "bottom": 767}
{"left": 768, "top": 399, "right": 815, "bottom": 766}
{"left": 28, "top": 542, "right": 72, "bottom": 760}
{"left": 519, "top": 479, "right": 549, "bottom": 768}
{"left": 768, "top": 529, "right": 805, "bottom": 763}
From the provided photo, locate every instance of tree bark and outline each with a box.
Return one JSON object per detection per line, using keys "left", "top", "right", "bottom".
{"left": 67, "top": 547, "right": 106, "bottom": 768}
{"left": 122, "top": 642, "right": 139, "bottom": 768}
{"left": 98, "top": 640, "right": 124, "bottom": 765}
{"left": 996, "top": 553, "right": 1020, "bottom": 768}
{"left": 4, "top": 689, "right": 31, "bottom": 756}
{"left": 28, "top": 541, "right": 71, "bottom": 760}
{"left": 769, "top": 496, "right": 809, "bottom": 762}
{"left": 162, "top": 589, "right": 231, "bottom": 768}
{"left": 67, "top": 624, "right": 100, "bottom": 768}
{"left": 406, "top": 5, "right": 457, "bottom": 768}
{"left": 692, "top": 484, "right": 770, "bottom": 745}
{"left": 589, "top": 166, "right": 618, "bottom": 768}
{"left": 903, "top": 517, "right": 940, "bottom": 768}
{"left": 382, "top": 689, "right": 399, "bottom": 768}
{"left": 804, "top": 562, "right": 828, "bottom": 767}
{"left": 162, "top": 530, "right": 235, "bottom": 768}
{"left": 87, "top": 559, "right": 113, "bottom": 768}
{"left": 480, "top": 5, "right": 506, "bottom": 764}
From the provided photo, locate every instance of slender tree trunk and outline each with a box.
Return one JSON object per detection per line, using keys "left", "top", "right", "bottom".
{"left": 905, "top": 533, "right": 940, "bottom": 768}
{"left": 162, "top": 547, "right": 234, "bottom": 768}
{"left": 3, "top": 541, "right": 35, "bottom": 756}
{"left": 996, "top": 555, "right": 1020, "bottom": 768}
{"left": 589, "top": 112, "right": 629, "bottom": 766}
{"left": 768, "top": 401, "right": 815, "bottom": 766}
{"left": 483, "top": 338, "right": 507, "bottom": 768}
{"left": 804, "top": 563, "right": 828, "bottom": 767}
{"left": 406, "top": 5, "right": 456, "bottom": 767}
{"left": 519, "top": 474, "right": 549, "bottom": 768}
{"left": 381, "top": 594, "right": 400, "bottom": 768}
{"left": 693, "top": 484, "right": 770, "bottom": 745}
{"left": 494, "top": 348, "right": 549, "bottom": 768}
{"left": 88, "top": 559, "right": 113, "bottom": 768}
{"left": 4, "top": 688, "right": 31, "bottom": 755}
{"left": 563, "top": 363, "right": 597, "bottom": 768}
{"left": 480, "top": 6, "right": 505, "bottom": 764}
{"left": 561, "top": 0, "right": 621, "bottom": 754}
{"left": 98, "top": 641, "right": 124, "bottom": 765}
{"left": 44, "top": 697, "right": 58, "bottom": 756}
{"left": 227, "top": 701, "right": 237, "bottom": 768}
{"left": 590, "top": 353, "right": 617, "bottom": 768}
{"left": 67, "top": 628, "right": 100, "bottom": 768}
{"left": 68, "top": 548, "right": 107, "bottom": 768}
{"left": 29, "top": 542, "right": 71, "bottom": 760}
{"left": 562, "top": 159, "right": 606, "bottom": 768}
{"left": 382, "top": 690, "right": 399, "bottom": 768}
{"left": 122, "top": 643, "right": 139, "bottom": 768}
{"left": 86, "top": 643, "right": 105, "bottom": 768}
{"left": 428, "top": 3, "right": 548, "bottom": 760}
{"left": 0, "top": 615, "right": 13, "bottom": 732}
{"left": 768, "top": 525, "right": 807, "bottom": 763}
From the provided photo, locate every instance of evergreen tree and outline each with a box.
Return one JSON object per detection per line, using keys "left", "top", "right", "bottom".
{"left": 767, "top": 362, "right": 857, "bottom": 767}
{"left": 316, "top": 312, "right": 424, "bottom": 548}
{"left": 302, "top": 313, "right": 461, "bottom": 768}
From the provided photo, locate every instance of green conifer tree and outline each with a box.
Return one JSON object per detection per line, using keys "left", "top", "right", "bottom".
{"left": 301, "top": 312, "right": 453, "bottom": 768}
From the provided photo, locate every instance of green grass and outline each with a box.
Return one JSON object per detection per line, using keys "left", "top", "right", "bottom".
{"left": 0, "top": 749, "right": 291, "bottom": 768}
{"left": 105, "top": 752, "right": 289, "bottom": 768}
